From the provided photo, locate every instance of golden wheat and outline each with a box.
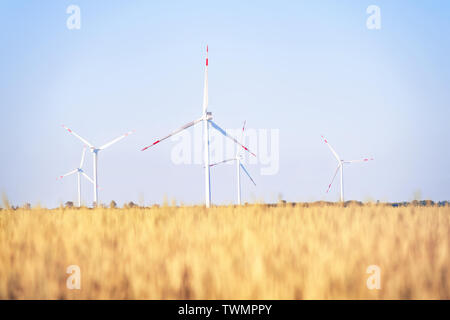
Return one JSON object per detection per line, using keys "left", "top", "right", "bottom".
{"left": 0, "top": 204, "right": 449, "bottom": 299}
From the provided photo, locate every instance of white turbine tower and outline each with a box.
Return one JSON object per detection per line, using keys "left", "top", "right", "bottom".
{"left": 321, "top": 136, "right": 373, "bottom": 202}
{"left": 141, "top": 46, "right": 255, "bottom": 208}
{"left": 62, "top": 125, "right": 135, "bottom": 206}
{"left": 210, "top": 121, "right": 256, "bottom": 205}
{"left": 57, "top": 146, "right": 94, "bottom": 207}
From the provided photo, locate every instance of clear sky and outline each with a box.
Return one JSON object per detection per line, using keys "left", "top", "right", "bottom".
{"left": 1, "top": 1, "right": 449, "bottom": 207}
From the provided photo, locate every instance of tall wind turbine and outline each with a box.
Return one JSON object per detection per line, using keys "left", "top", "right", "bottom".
{"left": 141, "top": 46, "right": 255, "bottom": 208}
{"left": 210, "top": 121, "right": 256, "bottom": 205}
{"left": 62, "top": 125, "right": 134, "bottom": 206}
{"left": 57, "top": 145, "right": 94, "bottom": 207}
{"left": 321, "top": 136, "right": 373, "bottom": 202}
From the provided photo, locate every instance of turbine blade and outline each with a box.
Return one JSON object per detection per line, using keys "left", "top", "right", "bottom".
{"left": 57, "top": 169, "right": 78, "bottom": 180}
{"left": 79, "top": 146, "right": 87, "bottom": 168}
{"left": 240, "top": 163, "right": 256, "bottom": 186}
{"left": 344, "top": 158, "right": 374, "bottom": 163}
{"left": 81, "top": 171, "right": 95, "bottom": 185}
{"left": 141, "top": 118, "right": 202, "bottom": 151}
{"left": 202, "top": 45, "right": 209, "bottom": 114}
{"left": 62, "top": 125, "right": 94, "bottom": 148}
{"left": 99, "top": 130, "right": 135, "bottom": 150}
{"left": 326, "top": 164, "right": 341, "bottom": 193}
{"left": 209, "top": 120, "right": 256, "bottom": 157}
{"left": 209, "top": 158, "right": 235, "bottom": 167}
{"left": 321, "top": 135, "right": 341, "bottom": 162}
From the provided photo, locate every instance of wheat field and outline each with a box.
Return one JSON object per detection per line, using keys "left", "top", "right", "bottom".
{"left": 0, "top": 203, "right": 449, "bottom": 299}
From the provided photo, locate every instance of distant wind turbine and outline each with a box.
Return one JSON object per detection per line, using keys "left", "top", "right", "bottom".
{"left": 141, "top": 46, "right": 255, "bottom": 208}
{"left": 321, "top": 136, "right": 373, "bottom": 202}
{"left": 62, "top": 125, "right": 134, "bottom": 205}
{"left": 210, "top": 121, "right": 256, "bottom": 205}
{"left": 57, "top": 145, "right": 94, "bottom": 207}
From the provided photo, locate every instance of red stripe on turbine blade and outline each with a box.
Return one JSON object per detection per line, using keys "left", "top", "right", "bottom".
{"left": 206, "top": 58, "right": 208, "bottom": 66}
{"left": 242, "top": 146, "right": 256, "bottom": 157}
{"left": 141, "top": 140, "right": 161, "bottom": 151}
{"left": 243, "top": 146, "right": 256, "bottom": 156}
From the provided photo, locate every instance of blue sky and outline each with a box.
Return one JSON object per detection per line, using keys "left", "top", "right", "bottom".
{"left": 1, "top": 1, "right": 449, "bottom": 207}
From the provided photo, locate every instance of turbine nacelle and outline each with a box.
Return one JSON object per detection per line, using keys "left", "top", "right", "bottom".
{"left": 205, "top": 112, "right": 213, "bottom": 121}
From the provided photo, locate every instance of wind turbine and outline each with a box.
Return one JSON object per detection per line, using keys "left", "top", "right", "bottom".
{"left": 210, "top": 121, "right": 256, "bottom": 205}
{"left": 141, "top": 46, "right": 255, "bottom": 208}
{"left": 62, "top": 125, "right": 135, "bottom": 206}
{"left": 321, "top": 136, "right": 373, "bottom": 202}
{"left": 57, "top": 146, "right": 94, "bottom": 207}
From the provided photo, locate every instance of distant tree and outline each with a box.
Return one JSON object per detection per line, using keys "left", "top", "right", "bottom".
{"left": 441, "top": 201, "right": 449, "bottom": 207}
{"left": 110, "top": 200, "right": 117, "bottom": 209}
{"left": 128, "top": 201, "right": 137, "bottom": 208}
{"left": 65, "top": 201, "right": 74, "bottom": 208}
{"left": 22, "top": 203, "right": 31, "bottom": 210}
